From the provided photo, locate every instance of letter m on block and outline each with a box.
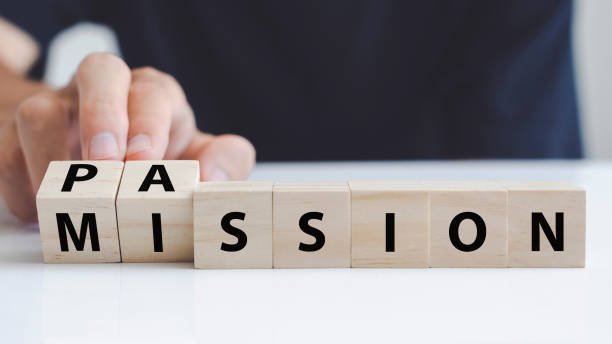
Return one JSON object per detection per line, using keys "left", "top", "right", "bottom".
{"left": 55, "top": 213, "right": 100, "bottom": 252}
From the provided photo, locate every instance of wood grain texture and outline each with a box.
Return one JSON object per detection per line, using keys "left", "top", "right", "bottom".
{"left": 503, "top": 182, "right": 585, "bottom": 267}
{"left": 116, "top": 160, "right": 199, "bottom": 262}
{"left": 349, "top": 181, "right": 429, "bottom": 267}
{"left": 427, "top": 182, "right": 508, "bottom": 267}
{"left": 194, "top": 182, "right": 273, "bottom": 269}
{"left": 273, "top": 182, "right": 350, "bottom": 268}
{"left": 36, "top": 161, "right": 123, "bottom": 263}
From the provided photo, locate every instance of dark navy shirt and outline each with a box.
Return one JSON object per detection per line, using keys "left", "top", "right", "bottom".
{"left": 3, "top": 0, "right": 582, "bottom": 161}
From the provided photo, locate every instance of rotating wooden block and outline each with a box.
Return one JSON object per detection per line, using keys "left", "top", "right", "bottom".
{"left": 36, "top": 161, "right": 124, "bottom": 263}
{"left": 349, "top": 181, "right": 429, "bottom": 268}
{"left": 428, "top": 182, "right": 508, "bottom": 267}
{"left": 503, "top": 182, "right": 585, "bottom": 267}
{"left": 273, "top": 182, "right": 351, "bottom": 268}
{"left": 194, "top": 182, "right": 273, "bottom": 269}
{"left": 116, "top": 160, "right": 199, "bottom": 262}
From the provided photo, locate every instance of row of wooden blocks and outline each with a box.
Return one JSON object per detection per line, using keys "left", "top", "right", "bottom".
{"left": 36, "top": 160, "right": 586, "bottom": 268}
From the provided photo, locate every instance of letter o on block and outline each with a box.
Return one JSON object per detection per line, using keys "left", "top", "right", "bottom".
{"left": 428, "top": 182, "right": 507, "bottom": 267}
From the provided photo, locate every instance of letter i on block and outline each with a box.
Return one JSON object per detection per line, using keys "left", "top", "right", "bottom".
{"left": 36, "top": 161, "right": 124, "bottom": 263}
{"left": 273, "top": 182, "right": 351, "bottom": 268}
{"left": 349, "top": 182, "right": 429, "bottom": 267}
{"left": 194, "top": 182, "right": 273, "bottom": 269}
{"left": 116, "top": 161, "right": 199, "bottom": 262}
{"left": 428, "top": 182, "right": 508, "bottom": 267}
{"left": 503, "top": 182, "right": 585, "bottom": 267}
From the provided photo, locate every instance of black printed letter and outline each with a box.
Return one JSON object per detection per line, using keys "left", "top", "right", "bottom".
{"left": 386, "top": 213, "right": 395, "bottom": 252}
{"left": 61, "top": 164, "right": 98, "bottom": 192}
{"left": 298, "top": 212, "right": 325, "bottom": 252}
{"left": 220, "top": 212, "right": 248, "bottom": 252}
{"left": 56, "top": 213, "right": 100, "bottom": 251}
{"left": 152, "top": 213, "right": 163, "bottom": 252}
{"left": 138, "top": 165, "right": 175, "bottom": 192}
{"left": 532, "top": 212, "right": 564, "bottom": 251}
{"left": 449, "top": 212, "right": 486, "bottom": 252}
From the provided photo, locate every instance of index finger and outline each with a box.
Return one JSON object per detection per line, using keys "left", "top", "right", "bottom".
{"left": 73, "top": 53, "right": 131, "bottom": 160}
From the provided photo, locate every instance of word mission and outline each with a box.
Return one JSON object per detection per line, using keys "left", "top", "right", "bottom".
{"left": 36, "top": 161, "right": 586, "bottom": 268}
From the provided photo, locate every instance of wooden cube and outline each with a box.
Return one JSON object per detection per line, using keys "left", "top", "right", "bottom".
{"left": 193, "top": 182, "right": 273, "bottom": 269}
{"left": 273, "top": 182, "right": 350, "bottom": 268}
{"left": 116, "top": 160, "right": 199, "bottom": 262}
{"left": 504, "top": 182, "right": 585, "bottom": 267}
{"left": 36, "top": 161, "right": 123, "bottom": 263}
{"left": 428, "top": 182, "right": 508, "bottom": 267}
{"left": 349, "top": 181, "right": 429, "bottom": 267}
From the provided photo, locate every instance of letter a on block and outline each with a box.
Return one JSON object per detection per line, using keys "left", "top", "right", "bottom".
{"left": 503, "top": 182, "right": 585, "bottom": 267}
{"left": 36, "top": 161, "right": 124, "bottom": 263}
{"left": 116, "top": 161, "right": 199, "bottom": 262}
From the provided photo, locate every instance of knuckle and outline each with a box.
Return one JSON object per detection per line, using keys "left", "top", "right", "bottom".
{"left": 132, "top": 67, "right": 182, "bottom": 98}
{"left": 77, "top": 52, "right": 130, "bottom": 80}
{"left": 132, "top": 66, "right": 164, "bottom": 80}
{"left": 14, "top": 92, "right": 64, "bottom": 130}
{"left": 129, "top": 77, "right": 164, "bottom": 99}
{"left": 220, "top": 134, "right": 256, "bottom": 162}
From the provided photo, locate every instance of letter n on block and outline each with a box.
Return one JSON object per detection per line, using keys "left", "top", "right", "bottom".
{"left": 116, "top": 160, "right": 199, "bottom": 262}
{"left": 503, "top": 182, "right": 585, "bottom": 267}
{"left": 349, "top": 182, "right": 429, "bottom": 267}
{"left": 36, "top": 161, "right": 124, "bottom": 263}
{"left": 428, "top": 182, "right": 508, "bottom": 267}
{"left": 194, "top": 182, "right": 273, "bottom": 269}
{"left": 273, "top": 182, "right": 351, "bottom": 268}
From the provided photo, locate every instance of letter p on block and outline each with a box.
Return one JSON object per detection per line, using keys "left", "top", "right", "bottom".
{"left": 36, "top": 161, "right": 124, "bottom": 263}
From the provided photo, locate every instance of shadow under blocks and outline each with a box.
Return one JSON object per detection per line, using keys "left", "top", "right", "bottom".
{"left": 35, "top": 161, "right": 586, "bottom": 268}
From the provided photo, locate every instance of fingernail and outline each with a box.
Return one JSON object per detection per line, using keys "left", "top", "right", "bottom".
{"left": 127, "top": 134, "right": 153, "bottom": 156}
{"left": 89, "top": 132, "right": 119, "bottom": 159}
{"left": 207, "top": 166, "right": 229, "bottom": 181}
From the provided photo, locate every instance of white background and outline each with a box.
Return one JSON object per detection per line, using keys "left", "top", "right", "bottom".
{"left": 41, "top": 1, "right": 612, "bottom": 159}
{"left": 1, "top": 161, "right": 611, "bottom": 343}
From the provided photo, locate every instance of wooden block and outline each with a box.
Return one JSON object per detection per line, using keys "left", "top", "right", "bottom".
{"left": 349, "top": 181, "right": 429, "bottom": 267}
{"left": 273, "top": 182, "right": 350, "bottom": 268}
{"left": 36, "top": 161, "right": 123, "bottom": 263}
{"left": 503, "top": 182, "right": 585, "bottom": 267}
{"left": 116, "top": 160, "right": 199, "bottom": 262}
{"left": 428, "top": 182, "right": 507, "bottom": 267}
{"left": 193, "top": 182, "right": 273, "bottom": 269}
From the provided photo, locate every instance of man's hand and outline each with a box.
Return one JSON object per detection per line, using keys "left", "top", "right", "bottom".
{"left": 0, "top": 53, "right": 255, "bottom": 222}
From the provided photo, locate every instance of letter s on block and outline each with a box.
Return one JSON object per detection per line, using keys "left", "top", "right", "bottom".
{"left": 298, "top": 212, "right": 325, "bottom": 252}
{"left": 220, "top": 212, "right": 248, "bottom": 252}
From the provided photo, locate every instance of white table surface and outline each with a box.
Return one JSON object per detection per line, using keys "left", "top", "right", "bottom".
{"left": 1, "top": 160, "right": 610, "bottom": 343}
